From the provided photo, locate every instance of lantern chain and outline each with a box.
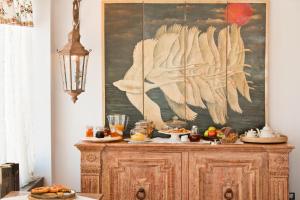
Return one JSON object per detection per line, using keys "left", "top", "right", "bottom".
{"left": 73, "top": 0, "right": 81, "bottom": 31}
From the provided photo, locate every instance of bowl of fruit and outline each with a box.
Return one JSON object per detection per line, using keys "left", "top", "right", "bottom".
{"left": 202, "top": 126, "right": 224, "bottom": 141}
{"left": 202, "top": 126, "right": 238, "bottom": 143}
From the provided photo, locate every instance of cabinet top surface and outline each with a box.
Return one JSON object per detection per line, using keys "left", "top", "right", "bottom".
{"left": 75, "top": 141, "right": 294, "bottom": 152}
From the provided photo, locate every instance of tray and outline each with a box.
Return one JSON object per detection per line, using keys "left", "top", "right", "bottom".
{"left": 29, "top": 197, "right": 75, "bottom": 200}
{"left": 124, "top": 138, "right": 152, "bottom": 143}
{"left": 240, "top": 134, "right": 288, "bottom": 144}
{"left": 29, "top": 191, "right": 76, "bottom": 200}
{"left": 81, "top": 136, "right": 122, "bottom": 143}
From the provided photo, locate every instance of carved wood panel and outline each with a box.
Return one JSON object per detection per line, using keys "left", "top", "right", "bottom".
{"left": 269, "top": 153, "right": 289, "bottom": 200}
{"left": 269, "top": 153, "right": 289, "bottom": 177}
{"left": 81, "top": 175, "right": 100, "bottom": 194}
{"left": 189, "top": 152, "right": 269, "bottom": 200}
{"left": 80, "top": 151, "right": 102, "bottom": 193}
{"left": 269, "top": 177, "right": 288, "bottom": 200}
{"left": 102, "top": 152, "right": 182, "bottom": 200}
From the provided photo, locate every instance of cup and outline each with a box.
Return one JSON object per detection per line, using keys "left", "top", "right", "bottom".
{"left": 245, "top": 129, "right": 257, "bottom": 138}
{"left": 181, "top": 135, "right": 189, "bottom": 142}
{"left": 107, "top": 114, "right": 129, "bottom": 136}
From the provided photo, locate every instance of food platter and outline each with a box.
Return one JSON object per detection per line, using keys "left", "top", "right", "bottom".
{"left": 29, "top": 190, "right": 76, "bottom": 200}
{"left": 158, "top": 129, "right": 191, "bottom": 135}
{"left": 240, "top": 134, "right": 288, "bottom": 144}
{"left": 81, "top": 136, "right": 122, "bottom": 143}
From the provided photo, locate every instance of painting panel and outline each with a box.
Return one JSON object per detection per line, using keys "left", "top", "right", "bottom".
{"left": 104, "top": 1, "right": 267, "bottom": 133}
{"left": 225, "top": 3, "right": 266, "bottom": 132}
{"left": 104, "top": 3, "right": 144, "bottom": 132}
{"left": 184, "top": 3, "right": 228, "bottom": 131}
{"left": 143, "top": 3, "right": 187, "bottom": 130}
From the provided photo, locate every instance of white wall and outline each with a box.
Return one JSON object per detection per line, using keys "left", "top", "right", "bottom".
{"left": 269, "top": 0, "right": 300, "bottom": 193}
{"left": 51, "top": 0, "right": 102, "bottom": 190}
{"left": 32, "top": 0, "right": 52, "bottom": 186}
{"left": 51, "top": 0, "right": 300, "bottom": 192}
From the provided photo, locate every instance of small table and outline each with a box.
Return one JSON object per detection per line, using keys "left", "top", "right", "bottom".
{"left": 2, "top": 191, "right": 103, "bottom": 200}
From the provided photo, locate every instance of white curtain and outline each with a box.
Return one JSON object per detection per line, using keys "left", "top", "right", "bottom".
{"left": 0, "top": 24, "right": 34, "bottom": 186}
{"left": 0, "top": 0, "right": 34, "bottom": 26}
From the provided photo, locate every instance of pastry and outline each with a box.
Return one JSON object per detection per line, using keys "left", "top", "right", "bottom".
{"left": 31, "top": 187, "right": 50, "bottom": 194}
{"left": 30, "top": 184, "right": 74, "bottom": 200}
{"left": 51, "top": 184, "right": 71, "bottom": 193}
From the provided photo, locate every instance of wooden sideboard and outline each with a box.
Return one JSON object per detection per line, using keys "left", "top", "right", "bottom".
{"left": 75, "top": 142, "right": 294, "bottom": 200}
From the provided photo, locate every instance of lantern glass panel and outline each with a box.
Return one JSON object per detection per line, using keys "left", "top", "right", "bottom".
{"left": 82, "top": 55, "right": 89, "bottom": 91}
{"left": 62, "top": 55, "right": 86, "bottom": 92}
{"left": 63, "top": 55, "right": 72, "bottom": 91}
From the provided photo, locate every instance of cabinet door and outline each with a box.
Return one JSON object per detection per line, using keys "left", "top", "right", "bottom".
{"left": 189, "top": 152, "right": 269, "bottom": 200}
{"left": 102, "top": 151, "right": 182, "bottom": 200}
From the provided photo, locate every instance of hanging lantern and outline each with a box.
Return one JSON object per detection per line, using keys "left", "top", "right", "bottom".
{"left": 57, "top": 0, "right": 91, "bottom": 103}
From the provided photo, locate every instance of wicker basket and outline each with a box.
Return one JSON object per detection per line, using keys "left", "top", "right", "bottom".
{"left": 220, "top": 134, "right": 238, "bottom": 144}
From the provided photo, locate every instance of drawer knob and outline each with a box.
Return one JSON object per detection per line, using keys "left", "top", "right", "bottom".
{"left": 136, "top": 187, "right": 146, "bottom": 200}
{"left": 224, "top": 188, "right": 234, "bottom": 200}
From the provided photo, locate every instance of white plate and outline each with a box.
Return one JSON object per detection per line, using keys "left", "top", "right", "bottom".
{"left": 124, "top": 138, "right": 152, "bottom": 143}
{"left": 81, "top": 136, "right": 122, "bottom": 143}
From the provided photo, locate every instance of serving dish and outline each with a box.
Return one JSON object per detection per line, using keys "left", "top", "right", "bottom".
{"left": 201, "top": 136, "right": 219, "bottom": 141}
{"left": 240, "top": 134, "right": 288, "bottom": 144}
{"left": 29, "top": 190, "right": 76, "bottom": 200}
{"left": 81, "top": 136, "right": 122, "bottom": 143}
{"left": 124, "top": 138, "right": 152, "bottom": 144}
{"left": 158, "top": 129, "right": 191, "bottom": 135}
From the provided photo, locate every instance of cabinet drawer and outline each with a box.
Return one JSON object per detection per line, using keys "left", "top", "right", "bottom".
{"left": 102, "top": 152, "right": 182, "bottom": 200}
{"left": 189, "top": 152, "right": 269, "bottom": 200}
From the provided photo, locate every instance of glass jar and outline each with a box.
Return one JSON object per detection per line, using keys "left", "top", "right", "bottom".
{"left": 189, "top": 125, "right": 201, "bottom": 142}
{"left": 85, "top": 126, "right": 94, "bottom": 137}
{"left": 191, "top": 125, "right": 199, "bottom": 135}
{"left": 130, "top": 128, "right": 147, "bottom": 141}
{"left": 95, "top": 126, "right": 105, "bottom": 138}
{"left": 135, "top": 120, "right": 154, "bottom": 138}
